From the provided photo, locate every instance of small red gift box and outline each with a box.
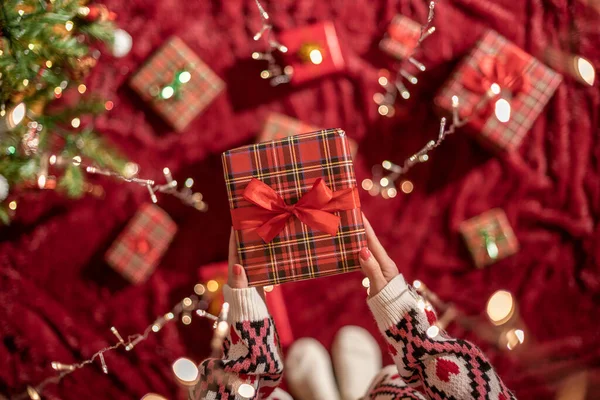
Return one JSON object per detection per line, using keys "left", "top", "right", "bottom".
{"left": 257, "top": 113, "right": 358, "bottom": 156}
{"left": 279, "top": 22, "right": 346, "bottom": 85}
{"left": 379, "top": 15, "right": 421, "bottom": 60}
{"left": 105, "top": 204, "right": 177, "bottom": 283}
{"left": 460, "top": 208, "right": 519, "bottom": 268}
{"left": 435, "top": 30, "right": 562, "bottom": 152}
{"left": 222, "top": 129, "right": 366, "bottom": 286}
{"left": 130, "top": 36, "right": 225, "bottom": 132}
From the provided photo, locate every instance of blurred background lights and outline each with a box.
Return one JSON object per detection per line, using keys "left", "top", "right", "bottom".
{"left": 575, "top": 56, "right": 595, "bottom": 86}
{"left": 178, "top": 71, "right": 191, "bottom": 83}
{"left": 486, "top": 290, "right": 515, "bottom": 325}
{"left": 362, "top": 277, "right": 370, "bottom": 288}
{"left": 309, "top": 49, "right": 323, "bottom": 65}
{"left": 400, "top": 180, "right": 414, "bottom": 194}
{"left": 161, "top": 86, "right": 174, "bottom": 99}
{"left": 172, "top": 358, "right": 199, "bottom": 386}
{"left": 206, "top": 280, "right": 219, "bottom": 292}
{"left": 237, "top": 383, "right": 256, "bottom": 398}
{"left": 8, "top": 102, "right": 26, "bottom": 128}
{"left": 426, "top": 325, "right": 439, "bottom": 338}
{"left": 494, "top": 98, "right": 511, "bottom": 123}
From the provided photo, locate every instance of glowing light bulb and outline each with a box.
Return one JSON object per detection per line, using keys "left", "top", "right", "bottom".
{"left": 9, "top": 201, "right": 17, "bottom": 210}
{"left": 161, "top": 86, "right": 174, "bottom": 99}
{"left": 490, "top": 83, "right": 501, "bottom": 95}
{"left": 309, "top": 49, "right": 323, "bottom": 65}
{"left": 105, "top": 101, "right": 114, "bottom": 110}
{"left": 207, "top": 280, "right": 219, "bottom": 292}
{"left": 387, "top": 187, "right": 398, "bottom": 198}
{"left": 8, "top": 103, "right": 26, "bottom": 128}
{"left": 37, "top": 175, "right": 47, "bottom": 189}
{"left": 361, "top": 179, "right": 374, "bottom": 191}
{"left": 486, "top": 290, "right": 514, "bottom": 325}
{"left": 574, "top": 56, "right": 595, "bottom": 86}
{"left": 46, "top": 60, "right": 53, "bottom": 68}
{"left": 382, "top": 160, "right": 392, "bottom": 170}
{"left": 413, "top": 280, "right": 422, "bottom": 289}
{"left": 194, "top": 283, "right": 206, "bottom": 295}
{"left": 238, "top": 383, "right": 256, "bottom": 399}
{"left": 71, "top": 118, "right": 81, "bottom": 128}
{"left": 65, "top": 21, "right": 74, "bottom": 31}
{"left": 452, "top": 95, "right": 459, "bottom": 108}
{"left": 378, "top": 76, "right": 388, "bottom": 86}
{"left": 172, "top": 358, "right": 199, "bottom": 386}
{"left": 28, "top": 43, "right": 35, "bottom": 50}
{"left": 426, "top": 325, "right": 439, "bottom": 338}
{"left": 78, "top": 84, "right": 87, "bottom": 94}
{"left": 362, "top": 277, "right": 370, "bottom": 288}
{"left": 22, "top": 79, "right": 29, "bottom": 87}
{"left": 400, "top": 180, "right": 414, "bottom": 194}
{"left": 379, "top": 177, "right": 389, "bottom": 187}
{"left": 494, "top": 98, "right": 511, "bottom": 123}
{"left": 178, "top": 71, "right": 192, "bottom": 83}
{"left": 515, "top": 329, "right": 525, "bottom": 343}
{"left": 378, "top": 105, "right": 389, "bottom": 116}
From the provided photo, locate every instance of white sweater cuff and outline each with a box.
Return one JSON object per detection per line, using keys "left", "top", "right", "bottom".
{"left": 222, "top": 285, "right": 270, "bottom": 323}
{"left": 367, "top": 274, "right": 417, "bottom": 331}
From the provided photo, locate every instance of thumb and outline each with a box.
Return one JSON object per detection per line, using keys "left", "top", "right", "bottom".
{"left": 359, "top": 247, "right": 387, "bottom": 296}
{"left": 229, "top": 264, "right": 249, "bottom": 289}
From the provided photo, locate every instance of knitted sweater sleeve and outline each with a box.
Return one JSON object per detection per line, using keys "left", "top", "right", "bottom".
{"left": 367, "top": 275, "right": 516, "bottom": 400}
{"left": 195, "top": 285, "right": 284, "bottom": 400}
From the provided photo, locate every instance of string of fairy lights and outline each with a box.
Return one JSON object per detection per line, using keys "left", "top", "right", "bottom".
{"left": 251, "top": 0, "right": 291, "bottom": 86}
{"left": 16, "top": 281, "right": 259, "bottom": 400}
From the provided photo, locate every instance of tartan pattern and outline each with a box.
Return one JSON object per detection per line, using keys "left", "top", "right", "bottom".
{"left": 257, "top": 113, "right": 358, "bottom": 156}
{"left": 105, "top": 204, "right": 177, "bottom": 283}
{"left": 459, "top": 208, "right": 519, "bottom": 268}
{"left": 379, "top": 15, "right": 422, "bottom": 60}
{"left": 130, "top": 36, "right": 225, "bottom": 132}
{"left": 435, "top": 30, "right": 562, "bottom": 152}
{"left": 222, "top": 128, "right": 366, "bottom": 286}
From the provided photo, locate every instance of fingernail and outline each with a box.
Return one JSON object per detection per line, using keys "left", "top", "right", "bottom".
{"left": 360, "top": 248, "right": 371, "bottom": 261}
{"left": 234, "top": 264, "right": 243, "bottom": 276}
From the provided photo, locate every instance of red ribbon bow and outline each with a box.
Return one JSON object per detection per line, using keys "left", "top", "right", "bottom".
{"left": 462, "top": 54, "right": 530, "bottom": 116}
{"left": 231, "top": 178, "right": 360, "bottom": 242}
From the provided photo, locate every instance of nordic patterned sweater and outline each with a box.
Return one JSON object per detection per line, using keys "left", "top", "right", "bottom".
{"left": 195, "top": 275, "right": 516, "bottom": 399}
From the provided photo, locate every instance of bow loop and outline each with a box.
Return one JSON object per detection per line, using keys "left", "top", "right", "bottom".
{"left": 462, "top": 54, "right": 530, "bottom": 108}
{"left": 231, "top": 178, "right": 359, "bottom": 242}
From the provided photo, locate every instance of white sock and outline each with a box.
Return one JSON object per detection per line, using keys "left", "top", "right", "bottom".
{"left": 285, "top": 338, "right": 341, "bottom": 400}
{"left": 332, "top": 326, "right": 382, "bottom": 400}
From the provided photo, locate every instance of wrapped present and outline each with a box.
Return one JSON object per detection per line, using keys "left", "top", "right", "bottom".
{"left": 105, "top": 204, "right": 177, "bottom": 284}
{"left": 130, "top": 36, "right": 225, "bottom": 132}
{"left": 258, "top": 113, "right": 358, "bottom": 156}
{"left": 278, "top": 22, "right": 346, "bottom": 85}
{"left": 379, "top": 15, "right": 422, "bottom": 60}
{"left": 460, "top": 208, "right": 519, "bottom": 268}
{"left": 435, "top": 30, "right": 562, "bottom": 152}
{"left": 222, "top": 129, "right": 366, "bottom": 286}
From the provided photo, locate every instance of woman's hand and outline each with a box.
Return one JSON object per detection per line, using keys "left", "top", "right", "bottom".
{"left": 228, "top": 228, "right": 249, "bottom": 288}
{"left": 359, "top": 214, "right": 399, "bottom": 297}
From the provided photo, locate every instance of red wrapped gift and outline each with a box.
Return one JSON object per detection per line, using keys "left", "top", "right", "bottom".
{"left": 257, "top": 113, "right": 320, "bottom": 143}
{"left": 130, "top": 36, "right": 225, "bottom": 132}
{"left": 435, "top": 30, "right": 562, "bottom": 152}
{"left": 222, "top": 129, "right": 366, "bottom": 286}
{"left": 379, "top": 15, "right": 421, "bottom": 60}
{"left": 279, "top": 22, "right": 346, "bottom": 85}
{"left": 460, "top": 208, "right": 519, "bottom": 268}
{"left": 105, "top": 204, "right": 177, "bottom": 283}
{"left": 257, "top": 113, "right": 358, "bottom": 156}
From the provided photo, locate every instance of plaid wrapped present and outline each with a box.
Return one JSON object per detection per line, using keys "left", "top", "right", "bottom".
{"left": 460, "top": 208, "right": 519, "bottom": 268}
{"left": 105, "top": 204, "right": 177, "bottom": 284}
{"left": 222, "top": 128, "right": 366, "bottom": 286}
{"left": 130, "top": 36, "right": 225, "bottom": 132}
{"left": 435, "top": 30, "right": 562, "bottom": 152}
{"left": 257, "top": 113, "right": 358, "bottom": 156}
{"left": 279, "top": 22, "right": 346, "bottom": 85}
{"left": 379, "top": 15, "right": 422, "bottom": 60}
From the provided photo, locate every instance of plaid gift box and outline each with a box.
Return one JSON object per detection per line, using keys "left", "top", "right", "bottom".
{"left": 257, "top": 113, "right": 358, "bottom": 156}
{"left": 435, "top": 30, "right": 562, "bottom": 152}
{"left": 105, "top": 204, "right": 177, "bottom": 284}
{"left": 279, "top": 22, "right": 347, "bottom": 85}
{"left": 130, "top": 36, "right": 225, "bottom": 132}
{"left": 460, "top": 208, "right": 519, "bottom": 268}
{"left": 222, "top": 128, "right": 366, "bottom": 286}
{"left": 379, "top": 15, "right": 421, "bottom": 60}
